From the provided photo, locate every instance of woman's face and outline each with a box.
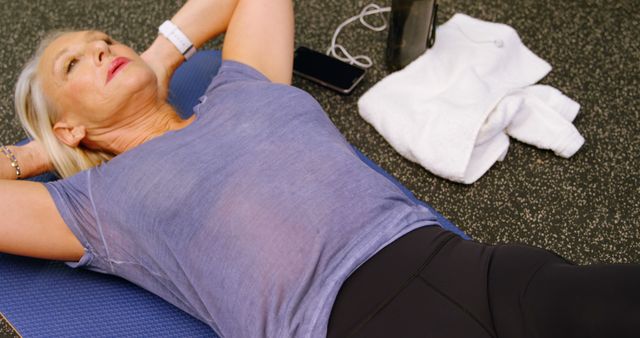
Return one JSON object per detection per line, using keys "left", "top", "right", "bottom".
{"left": 38, "top": 30, "right": 158, "bottom": 140}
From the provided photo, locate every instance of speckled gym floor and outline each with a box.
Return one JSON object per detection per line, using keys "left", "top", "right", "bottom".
{"left": 0, "top": 0, "right": 638, "bottom": 265}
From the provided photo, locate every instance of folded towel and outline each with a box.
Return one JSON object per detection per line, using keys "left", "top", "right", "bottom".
{"left": 358, "top": 13, "right": 585, "bottom": 184}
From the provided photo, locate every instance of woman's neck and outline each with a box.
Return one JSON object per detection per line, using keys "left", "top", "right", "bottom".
{"left": 83, "top": 102, "right": 195, "bottom": 155}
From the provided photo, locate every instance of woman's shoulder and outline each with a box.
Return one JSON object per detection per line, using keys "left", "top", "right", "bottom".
{"left": 199, "top": 58, "right": 313, "bottom": 110}
{"left": 218, "top": 59, "right": 271, "bottom": 81}
{"left": 204, "top": 59, "right": 272, "bottom": 92}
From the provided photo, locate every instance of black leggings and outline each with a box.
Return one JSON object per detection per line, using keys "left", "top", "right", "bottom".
{"left": 327, "top": 226, "right": 640, "bottom": 338}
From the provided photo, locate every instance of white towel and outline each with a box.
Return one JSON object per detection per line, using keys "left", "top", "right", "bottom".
{"left": 358, "top": 13, "right": 585, "bottom": 184}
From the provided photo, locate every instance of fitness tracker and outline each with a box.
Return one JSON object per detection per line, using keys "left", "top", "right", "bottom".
{"left": 158, "top": 20, "right": 197, "bottom": 60}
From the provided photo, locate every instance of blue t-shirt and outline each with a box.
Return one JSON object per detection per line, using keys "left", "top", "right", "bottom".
{"left": 45, "top": 60, "right": 439, "bottom": 338}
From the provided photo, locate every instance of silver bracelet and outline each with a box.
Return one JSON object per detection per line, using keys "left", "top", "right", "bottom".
{"left": 1, "top": 145, "right": 21, "bottom": 179}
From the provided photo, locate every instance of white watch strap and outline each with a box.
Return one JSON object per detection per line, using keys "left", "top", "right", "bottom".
{"left": 158, "top": 20, "right": 197, "bottom": 60}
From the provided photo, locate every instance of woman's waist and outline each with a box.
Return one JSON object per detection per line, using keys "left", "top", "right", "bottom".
{"left": 341, "top": 225, "right": 455, "bottom": 295}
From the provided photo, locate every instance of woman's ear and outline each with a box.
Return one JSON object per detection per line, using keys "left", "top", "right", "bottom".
{"left": 52, "top": 121, "right": 86, "bottom": 147}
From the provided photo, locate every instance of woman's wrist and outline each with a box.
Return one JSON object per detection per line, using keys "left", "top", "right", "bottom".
{"left": 0, "top": 145, "right": 21, "bottom": 179}
{"left": 145, "top": 35, "right": 184, "bottom": 72}
{"left": 158, "top": 20, "right": 197, "bottom": 60}
{"left": 0, "top": 141, "right": 53, "bottom": 180}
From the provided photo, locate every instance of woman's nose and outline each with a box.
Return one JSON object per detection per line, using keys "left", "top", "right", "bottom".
{"left": 92, "top": 40, "right": 110, "bottom": 66}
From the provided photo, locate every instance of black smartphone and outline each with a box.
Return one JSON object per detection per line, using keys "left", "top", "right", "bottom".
{"left": 293, "top": 46, "right": 366, "bottom": 95}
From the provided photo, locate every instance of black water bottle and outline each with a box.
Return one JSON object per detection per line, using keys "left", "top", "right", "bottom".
{"left": 386, "top": 0, "right": 438, "bottom": 71}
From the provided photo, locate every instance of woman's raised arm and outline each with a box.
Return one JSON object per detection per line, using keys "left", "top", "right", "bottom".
{"left": 0, "top": 179, "right": 84, "bottom": 262}
{"left": 222, "top": 0, "right": 294, "bottom": 84}
{"left": 143, "top": 0, "right": 294, "bottom": 92}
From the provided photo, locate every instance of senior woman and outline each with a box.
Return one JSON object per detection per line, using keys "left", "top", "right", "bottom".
{"left": 1, "top": 0, "right": 639, "bottom": 337}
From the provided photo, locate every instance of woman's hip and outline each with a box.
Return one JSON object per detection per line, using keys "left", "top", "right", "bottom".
{"left": 327, "top": 225, "right": 497, "bottom": 337}
{"left": 326, "top": 225, "right": 566, "bottom": 338}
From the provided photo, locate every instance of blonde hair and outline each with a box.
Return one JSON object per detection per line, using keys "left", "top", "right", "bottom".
{"left": 14, "top": 30, "right": 113, "bottom": 178}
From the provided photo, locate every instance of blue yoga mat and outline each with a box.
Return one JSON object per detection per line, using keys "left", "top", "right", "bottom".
{"left": 1, "top": 50, "right": 468, "bottom": 337}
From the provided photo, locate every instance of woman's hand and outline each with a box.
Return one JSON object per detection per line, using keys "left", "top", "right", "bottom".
{"left": 0, "top": 140, "right": 54, "bottom": 180}
{"left": 140, "top": 36, "right": 184, "bottom": 102}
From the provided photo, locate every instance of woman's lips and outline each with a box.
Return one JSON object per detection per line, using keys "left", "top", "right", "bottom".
{"left": 106, "top": 57, "right": 131, "bottom": 84}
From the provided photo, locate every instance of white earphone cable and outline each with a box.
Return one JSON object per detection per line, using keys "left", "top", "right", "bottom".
{"left": 326, "top": 4, "right": 391, "bottom": 69}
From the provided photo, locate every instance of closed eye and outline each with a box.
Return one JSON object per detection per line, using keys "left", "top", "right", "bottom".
{"left": 66, "top": 58, "right": 78, "bottom": 74}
